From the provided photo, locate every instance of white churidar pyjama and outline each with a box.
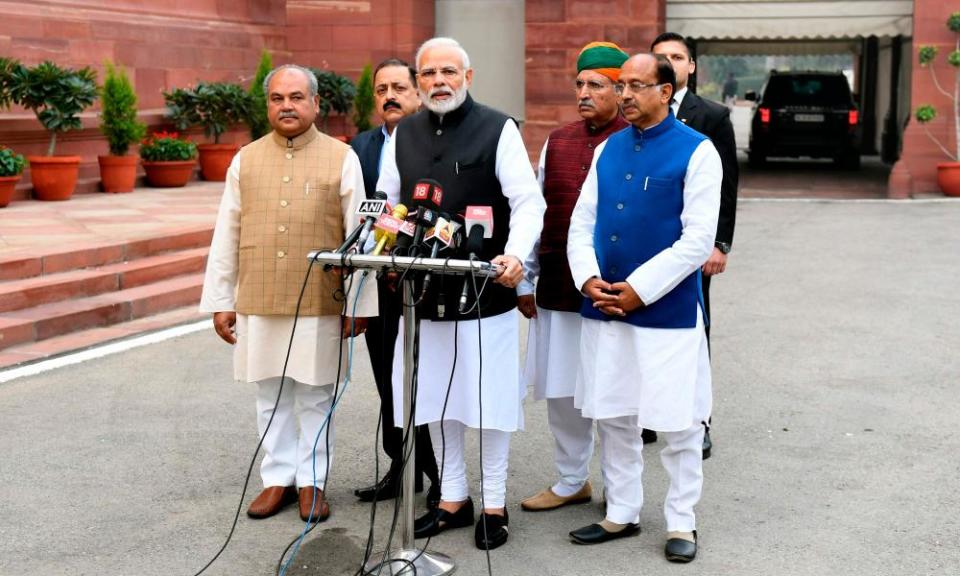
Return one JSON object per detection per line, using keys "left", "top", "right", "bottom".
{"left": 428, "top": 420, "right": 511, "bottom": 509}
{"left": 256, "top": 377, "right": 335, "bottom": 489}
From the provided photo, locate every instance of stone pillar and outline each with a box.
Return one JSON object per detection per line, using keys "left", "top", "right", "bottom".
{"left": 889, "top": 1, "right": 958, "bottom": 197}
{"left": 524, "top": 0, "right": 667, "bottom": 161}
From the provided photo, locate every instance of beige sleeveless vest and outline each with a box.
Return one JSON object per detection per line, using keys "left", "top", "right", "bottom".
{"left": 236, "top": 125, "right": 348, "bottom": 316}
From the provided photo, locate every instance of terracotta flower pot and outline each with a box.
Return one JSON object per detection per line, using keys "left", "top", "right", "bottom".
{"left": 937, "top": 162, "right": 960, "bottom": 197}
{"left": 27, "top": 156, "right": 81, "bottom": 201}
{"left": 0, "top": 174, "right": 21, "bottom": 208}
{"left": 197, "top": 143, "right": 239, "bottom": 181}
{"left": 98, "top": 155, "right": 139, "bottom": 193}
{"left": 142, "top": 160, "right": 196, "bottom": 188}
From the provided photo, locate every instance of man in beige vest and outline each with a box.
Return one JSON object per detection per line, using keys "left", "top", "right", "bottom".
{"left": 200, "top": 64, "right": 376, "bottom": 523}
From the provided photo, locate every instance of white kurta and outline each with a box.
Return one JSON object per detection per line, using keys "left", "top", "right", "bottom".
{"left": 567, "top": 133, "right": 721, "bottom": 432}
{"left": 519, "top": 137, "right": 584, "bottom": 401}
{"left": 377, "top": 117, "right": 546, "bottom": 431}
{"left": 199, "top": 147, "right": 377, "bottom": 386}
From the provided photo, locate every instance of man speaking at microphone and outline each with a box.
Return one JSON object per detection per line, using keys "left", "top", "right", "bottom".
{"left": 350, "top": 58, "right": 441, "bottom": 506}
{"left": 200, "top": 64, "right": 376, "bottom": 523}
{"left": 377, "top": 37, "right": 545, "bottom": 550}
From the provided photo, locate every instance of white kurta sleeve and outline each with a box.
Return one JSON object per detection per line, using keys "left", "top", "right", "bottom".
{"left": 567, "top": 141, "right": 606, "bottom": 293}
{"left": 517, "top": 137, "right": 550, "bottom": 297}
{"left": 340, "top": 148, "right": 378, "bottom": 317}
{"left": 199, "top": 151, "right": 243, "bottom": 313}
{"left": 375, "top": 127, "right": 401, "bottom": 208}
{"left": 625, "top": 140, "right": 721, "bottom": 304}
{"left": 495, "top": 120, "right": 546, "bottom": 264}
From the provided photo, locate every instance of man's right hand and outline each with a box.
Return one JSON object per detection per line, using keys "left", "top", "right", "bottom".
{"left": 213, "top": 311, "right": 237, "bottom": 345}
{"left": 582, "top": 277, "right": 620, "bottom": 314}
{"left": 517, "top": 294, "right": 537, "bottom": 319}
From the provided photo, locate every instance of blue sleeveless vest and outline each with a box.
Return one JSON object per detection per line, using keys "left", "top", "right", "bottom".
{"left": 580, "top": 112, "right": 707, "bottom": 329}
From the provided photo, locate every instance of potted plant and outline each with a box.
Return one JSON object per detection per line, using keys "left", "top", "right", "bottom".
{"left": 915, "top": 11, "right": 960, "bottom": 196}
{"left": 9, "top": 61, "right": 98, "bottom": 201}
{"left": 164, "top": 82, "right": 253, "bottom": 181}
{"left": 0, "top": 146, "right": 25, "bottom": 207}
{"left": 352, "top": 64, "right": 375, "bottom": 134}
{"left": 310, "top": 68, "right": 356, "bottom": 139}
{"left": 98, "top": 62, "right": 146, "bottom": 193}
{"left": 247, "top": 50, "right": 272, "bottom": 141}
{"left": 140, "top": 131, "right": 198, "bottom": 188}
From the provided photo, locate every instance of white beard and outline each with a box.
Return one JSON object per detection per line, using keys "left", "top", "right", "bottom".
{"left": 420, "top": 83, "right": 468, "bottom": 115}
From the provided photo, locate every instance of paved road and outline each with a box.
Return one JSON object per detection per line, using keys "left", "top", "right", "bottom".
{"left": 1, "top": 200, "right": 958, "bottom": 576}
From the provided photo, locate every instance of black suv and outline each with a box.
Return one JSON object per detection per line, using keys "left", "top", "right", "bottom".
{"left": 746, "top": 71, "right": 861, "bottom": 169}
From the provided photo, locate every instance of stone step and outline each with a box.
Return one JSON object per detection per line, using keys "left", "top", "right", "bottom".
{"left": 0, "top": 225, "right": 213, "bottom": 282}
{"left": 0, "top": 305, "right": 206, "bottom": 370}
{"left": 0, "top": 273, "right": 204, "bottom": 352}
{"left": 0, "top": 247, "right": 209, "bottom": 313}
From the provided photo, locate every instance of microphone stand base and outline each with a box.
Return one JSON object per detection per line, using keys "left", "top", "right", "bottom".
{"left": 363, "top": 548, "right": 455, "bottom": 576}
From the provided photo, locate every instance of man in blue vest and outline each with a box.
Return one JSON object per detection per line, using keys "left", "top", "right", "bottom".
{"left": 566, "top": 53, "right": 720, "bottom": 563}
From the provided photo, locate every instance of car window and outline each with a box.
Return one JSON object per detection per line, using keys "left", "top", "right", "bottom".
{"left": 762, "top": 76, "right": 851, "bottom": 106}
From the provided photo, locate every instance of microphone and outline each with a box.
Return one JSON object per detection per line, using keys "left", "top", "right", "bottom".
{"left": 355, "top": 191, "right": 389, "bottom": 253}
{"left": 409, "top": 179, "right": 444, "bottom": 256}
{"left": 335, "top": 191, "right": 388, "bottom": 254}
{"left": 420, "top": 214, "right": 460, "bottom": 298}
{"left": 371, "top": 204, "right": 409, "bottom": 256}
{"left": 412, "top": 207, "right": 438, "bottom": 254}
{"left": 458, "top": 206, "right": 494, "bottom": 314}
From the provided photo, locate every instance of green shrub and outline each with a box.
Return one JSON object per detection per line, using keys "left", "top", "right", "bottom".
{"left": 99, "top": 62, "right": 146, "bottom": 156}
{"left": 140, "top": 131, "right": 198, "bottom": 162}
{"left": 0, "top": 57, "right": 22, "bottom": 109}
{"left": 164, "top": 82, "right": 254, "bottom": 144}
{"left": 352, "top": 64, "right": 374, "bottom": 133}
{"left": 914, "top": 11, "right": 960, "bottom": 161}
{"left": 0, "top": 147, "right": 26, "bottom": 177}
{"left": 248, "top": 51, "right": 273, "bottom": 140}
{"left": 309, "top": 68, "right": 356, "bottom": 131}
{"left": 8, "top": 61, "right": 98, "bottom": 156}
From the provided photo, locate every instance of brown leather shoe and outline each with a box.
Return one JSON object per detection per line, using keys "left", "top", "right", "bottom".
{"left": 520, "top": 481, "right": 592, "bottom": 511}
{"left": 247, "top": 486, "right": 297, "bottom": 519}
{"left": 299, "top": 486, "right": 330, "bottom": 522}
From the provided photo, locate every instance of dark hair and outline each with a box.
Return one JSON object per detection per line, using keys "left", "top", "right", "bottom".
{"left": 650, "top": 32, "right": 692, "bottom": 60}
{"left": 374, "top": 58, "right": 416, "bottom": 86}
{"left": 653, "top": 54, "right": 677, "bottom": 97}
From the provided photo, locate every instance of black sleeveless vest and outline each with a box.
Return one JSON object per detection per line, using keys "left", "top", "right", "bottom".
{"left": 395, "top": 94, "right": 516, "bottom": 321}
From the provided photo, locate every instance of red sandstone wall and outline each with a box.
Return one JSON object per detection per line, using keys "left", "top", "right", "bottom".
{"left": 0, "top": 0, "right": 288, "bottom": 198}
{"left": 524, "top": 0, "right": 666, "bottom": 161}
{"left": 285, "top": 0, "right": 435, "bottom": 139}
{"left": 890, "top": 1, "right": 958, "bottom": 197}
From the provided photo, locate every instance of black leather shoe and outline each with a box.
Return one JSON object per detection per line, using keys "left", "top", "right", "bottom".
{"left": 569, "top": 522, "right": 640, "bottom": 545}
{"left": 426, "top": 484, "right": 441, "bottom": 509}
{"left": 414, "top": 498, "right": 474, "bottom": 538}
{"left": 475, "top": 509, "right": 509, "bottom": 550}
{"left": 665, "top": 531, "right": 697, "bottom": 562}
{"left": 354, "top": 473, "right": 424, "bottom": 502}
{"left": 641, "top": 429, "right": 658, "bottom": 444}
{"left": 702, "top": 430, "right": 712, "bottom": 460}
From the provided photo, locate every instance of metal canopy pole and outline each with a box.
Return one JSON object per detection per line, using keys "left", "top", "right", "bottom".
{"left": 307, "top": 251, "right": 500, "bottom": 576}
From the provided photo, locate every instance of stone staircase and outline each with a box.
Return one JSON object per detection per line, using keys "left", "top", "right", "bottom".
{"left": 0, "top": 227, "right": 213, "bottom": 368}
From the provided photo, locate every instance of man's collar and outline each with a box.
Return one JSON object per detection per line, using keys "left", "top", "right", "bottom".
{"left": 270, "top": 124, "right": 320, "bottom": 150}
{"left": 381, "top": 124, "right": 391, "bottom": 139}
{"left": 673, "top": 86, "right": 689, "bottom": 109}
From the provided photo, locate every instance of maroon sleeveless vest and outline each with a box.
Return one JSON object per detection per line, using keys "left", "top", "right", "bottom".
{"left": 536, "top": 116, "right": 628, "bottom": 312}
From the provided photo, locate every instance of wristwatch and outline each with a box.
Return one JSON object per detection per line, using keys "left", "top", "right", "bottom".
{"left": 714, "top": 241, "right": 731, "bottom": 254}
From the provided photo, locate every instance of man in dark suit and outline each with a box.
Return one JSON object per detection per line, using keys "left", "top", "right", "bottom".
{"left": 351, "top": 58, "right": 439, "bottom": 504}
{"left": 652, "top": 32, "right": 740, "bottom": 459}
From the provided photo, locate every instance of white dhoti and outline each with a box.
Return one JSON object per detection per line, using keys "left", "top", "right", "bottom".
{"left": 523, "top": 307, "right": 594, "bottom": 495}
{"left": 392, "top": 310, "right": 522, "bottom": 507}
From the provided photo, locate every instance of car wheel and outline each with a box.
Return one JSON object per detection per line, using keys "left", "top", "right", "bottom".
{"left": 748, "top": 150, "right": 765, "bottom": 167}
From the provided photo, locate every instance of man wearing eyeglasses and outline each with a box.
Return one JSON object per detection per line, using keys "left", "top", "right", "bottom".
{"left": 566, "top": 54, "right": 720, "bottom": 563}
{"left": 377, "top": 37, "right": 545, "bottom": 551}
{"left": 517, "top": 42, "right": 629, "bottom": 514}
{"left": 652, "top": 32, "right": 740, "bottom": 460}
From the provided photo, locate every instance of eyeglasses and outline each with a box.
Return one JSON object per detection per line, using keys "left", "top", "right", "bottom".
{"left": 615, "top": 81, "right": 663, "bottom": 95}
{"left": 574, "top": 79, "right": 614, "bottom": 93}
{"left": 418, "top": 67, "right": 461, "bottom": 80}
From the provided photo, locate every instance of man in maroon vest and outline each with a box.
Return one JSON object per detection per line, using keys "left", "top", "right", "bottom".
{"left": 518, "top": 41, "right": 630, "bottom": 512}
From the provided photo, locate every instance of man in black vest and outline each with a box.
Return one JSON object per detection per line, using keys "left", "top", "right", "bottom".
{"left": 377, "top": 37, "right": 545, "bottom": 551}
{"left": 350, "top": 58, "right": 440, "bottom": 506}
{"left": 653, "top": 32, "right": 740, "bottom": 459}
